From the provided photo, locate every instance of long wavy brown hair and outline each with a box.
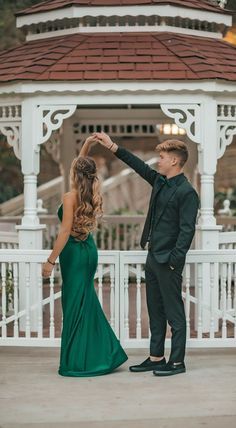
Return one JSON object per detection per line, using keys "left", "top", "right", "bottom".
{"left": 69, "top": 156, "right": 103, "bottom": 240}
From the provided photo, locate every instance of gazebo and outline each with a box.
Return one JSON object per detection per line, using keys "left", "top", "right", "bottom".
{"left": 0, "top": 0, "right": 236, "bottom": 347}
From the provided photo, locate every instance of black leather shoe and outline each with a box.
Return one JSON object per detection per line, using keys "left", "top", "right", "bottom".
{"left": 153, "top": 361, "right": 186, "bottom": 376}
{"left": 129, "top": 357, "right": 166, "bottom": 372}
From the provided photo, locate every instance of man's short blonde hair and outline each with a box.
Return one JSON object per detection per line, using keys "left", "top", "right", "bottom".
{"left": 156, "top": 139, "right": 188, "bottom": 167}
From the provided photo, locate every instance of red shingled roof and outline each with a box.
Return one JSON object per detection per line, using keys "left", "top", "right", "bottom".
{"left": 0, "top": 32, "right": 236, "bottom": 82}
{"left": 16, "top": 0, "right": 230, "bottom": 17}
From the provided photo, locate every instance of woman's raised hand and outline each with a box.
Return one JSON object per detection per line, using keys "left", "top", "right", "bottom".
{"left": 79, "top": 135, "right": 98, "bottom": 157}
{"left": 92, "top": 132, "right": 114, "bottom": 149}
{"left": 84, "top": 135, "right": 98, "bottom": 145}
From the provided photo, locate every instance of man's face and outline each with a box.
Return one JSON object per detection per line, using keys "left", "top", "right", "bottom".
{"left": 157, "top": 151, "right": 178, "bottom": 176}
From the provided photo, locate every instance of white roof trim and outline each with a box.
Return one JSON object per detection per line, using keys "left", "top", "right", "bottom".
{"left": 0, "top": 80, "right": 236, "bottom": 96}
{"left": 26, "top": 25, "right": 222, "bottom": 41}
{"left": 16, "top": 5, "right": 232, "bottom": 28}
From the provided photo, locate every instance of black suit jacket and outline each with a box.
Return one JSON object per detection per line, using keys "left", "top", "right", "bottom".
{"left": 115, "top": 147, "right": 200, "bottom": 268}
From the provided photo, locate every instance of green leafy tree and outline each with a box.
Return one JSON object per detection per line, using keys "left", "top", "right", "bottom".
{"left": 0, "top": 0, "right": 42, "bottom": 51}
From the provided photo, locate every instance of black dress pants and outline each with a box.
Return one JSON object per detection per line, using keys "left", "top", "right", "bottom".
{"left": 145, "top": 251, "right": 186, "bottom": 362}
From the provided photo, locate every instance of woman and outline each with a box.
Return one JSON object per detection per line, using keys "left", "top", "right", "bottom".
{"left": 42, "top": 136, "right": 128, "bottom": 376}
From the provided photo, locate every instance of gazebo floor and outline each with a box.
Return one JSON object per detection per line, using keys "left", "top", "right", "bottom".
{"left": 0, "top": 347, "right": 235, "bottom": 428}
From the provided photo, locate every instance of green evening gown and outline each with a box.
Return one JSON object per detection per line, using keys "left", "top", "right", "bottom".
{"left": 57, "top": 203, "right": 128, "bottom": 377}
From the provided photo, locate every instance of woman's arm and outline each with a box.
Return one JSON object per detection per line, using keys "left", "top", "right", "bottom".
{"left": 79, "top": 135, "right": 97, "bottom": 157}
{"left": 42, "top": 193, "right": 75, "bottom": 277}
{"left": 93, "top": 131, "right": 158, "bottom": 186}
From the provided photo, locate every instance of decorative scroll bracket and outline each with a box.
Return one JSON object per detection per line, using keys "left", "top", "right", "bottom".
{"left": 160, "top": 104, "right": 201, "bottom": 145}
{"left": 0, "top": 104, "right": 22, "bottom": 160}
{"left": 36, "top": 104, "right": 77, "bottom": 150}
{"left": 218, "top": 122, "right": 236, "bottom": 159}
{"left": 0, "top": 124, "right": 21, "bottom": 159}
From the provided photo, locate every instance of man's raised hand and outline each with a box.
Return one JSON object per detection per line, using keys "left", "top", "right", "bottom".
{"left": 92, "top": 132, "right": 116, "bottom": 150}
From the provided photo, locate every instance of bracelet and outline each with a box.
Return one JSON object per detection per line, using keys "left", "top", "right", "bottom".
{"left": 109, "top": 142, "right": 114, "bottom": 150}
{"left": 47, "top": 258, "right": 55, "bottom": 266}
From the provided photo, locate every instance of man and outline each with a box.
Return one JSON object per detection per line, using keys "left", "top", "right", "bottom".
{"left": 94, "top": 132, "right": 199, "bottom": 376}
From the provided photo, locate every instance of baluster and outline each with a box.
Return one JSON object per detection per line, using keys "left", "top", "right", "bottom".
{"left": 98, "top": 264, "right": 103, "bottom": 306}
{"left": 115, "top": 224, "right": 119, "bottom": 250}
{"left": 197, "top": 263, "right": 203, "bottom": 339}
{"left": 210, "top": 263, "right": 215, "bottom": 339}
{"left": 49, "top": 268, "right": 55, "bottom": 338}
{"left": 2, "top": 106, "right": 7, "bottom": 118}
{"left": 25, "top": 263, "right": 31, "bottom": 338}
{"left": 233, "top": 262, "right": 236, "bottom": 319}
{"left": 185, "top": 263, "right": 191, "bottom": 340}
{"left": 124, "top": 224, "right": 128, "bottom": 250}
{"left": 124, "top": 264, "right": 129, "bottom": 340}
{"left": 8, "top": 263, "right": 13, "bottom": 312}
{"left": 219, "top": 263, "right": 223, "bottom": 311}
{"left": 108, "top": 223, "right": 112, "bottom": 250}
{"left": 234, "top": 263, "right": 236, "bottom": 339}
{"left": 219, "top": 105, "right": 224, "bottom": 119}
{"left": 9, "top": 105, "right": 13, "bottom": 119}
{"left": 227, "top": 262, "right": 232, "bottom": 311}
{"left": 109, "top": 264, "right": 115, "bottom": 329}
{"left": 37, "top": 263, "right": 43, "bottom": 338}
{"left": 221, "top": 263, "right": 227, "bottom": 339}
{"left": 136, "top": 264, "right": 142, "bottom": 339}
{"left": 130, "top": 224, "right": 135, "bottom": 250}
{"left": 101, "top": 225, "right": 105, "bottom": 250}
{"left": 13, "top": 262, "right": 19, "bottom": 338}
{"left": 1, "top": 262, "right": 7, "bottom": 337}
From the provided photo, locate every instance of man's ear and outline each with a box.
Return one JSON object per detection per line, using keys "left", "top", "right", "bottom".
{"left": 171, "top": 156, "right": 178, "bottom": 166}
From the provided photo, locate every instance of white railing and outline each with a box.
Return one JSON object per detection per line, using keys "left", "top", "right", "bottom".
{"left": 219, "top": 232, "right": 236, "bottom": 249}
{"left": 0, "top": 249, "right": 236, "bottom": 348}
{"left": 0, "top": 216, "right": 145, "bottom": 250}
{"left": 0, "top": 231, "right": 18, "bottom": 249}
{"left": 217, "top": 216, "right": 236, "bottom": 232}
{"left": 2, "top": 216, "right": 236, "bottom": 250}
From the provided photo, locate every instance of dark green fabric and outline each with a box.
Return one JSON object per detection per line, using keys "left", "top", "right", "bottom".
{"left": 57, "top": 204, "right": 128, "bottom": 377}
{"left": 115, "top": 147, "right": 200, "bottom": 268}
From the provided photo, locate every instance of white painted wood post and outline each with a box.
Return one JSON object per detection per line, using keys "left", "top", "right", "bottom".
{"left": 195, "top": 99, "right": 222, "bottom": 332}
{"left": 15, "top": 99, "right": 45, "bottom": 332}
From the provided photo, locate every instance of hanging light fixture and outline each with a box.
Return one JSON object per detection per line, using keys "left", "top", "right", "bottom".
{"left": 156, "top": 124, "right": 186, "bottom": 136}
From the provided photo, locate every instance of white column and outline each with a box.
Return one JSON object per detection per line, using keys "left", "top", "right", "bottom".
{"left": 196, "top": 99, "right": 222, "bottom": 249}
{"left": 16, "top": 100, "right": 77, "bottom": 332}
{"left": 15, "top": 99, "right": 45, "bottom": 332}
{"left": 16, "top": 99, "right": 46, "bottom": 247}
{"left": 195, "top": 99, "right": 221, "bottom": 332}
